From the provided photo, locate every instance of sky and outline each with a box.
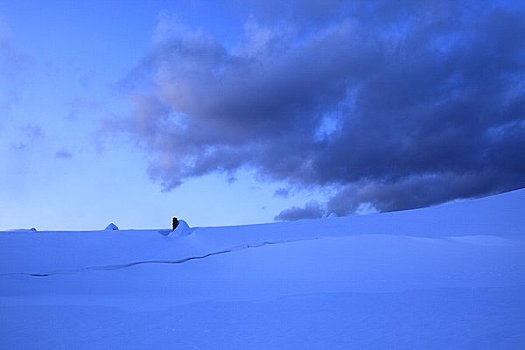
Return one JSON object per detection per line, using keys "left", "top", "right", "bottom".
{"left": 0, "top": 0, "right": 524, "bottom": 230}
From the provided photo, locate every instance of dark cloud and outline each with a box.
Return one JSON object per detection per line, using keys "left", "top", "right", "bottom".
{"left": 274, "top": 201, "right": 325, "bottom": 221}
{"left": 117, "top": 1, "right": 525, "bottom": 220}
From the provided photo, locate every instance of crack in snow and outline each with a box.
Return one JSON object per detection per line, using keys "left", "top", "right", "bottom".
{"left": 0, "top": 237, "right": 320, "bottom": 278}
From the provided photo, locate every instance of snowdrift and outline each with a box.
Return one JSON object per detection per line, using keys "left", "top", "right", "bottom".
{"left": 1, "top": 189, "right": 524, "bottom": 349}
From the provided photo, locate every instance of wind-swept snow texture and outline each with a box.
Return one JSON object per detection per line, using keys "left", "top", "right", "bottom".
{"left": 1, "top": 190, "right": 525, "bottom": 349}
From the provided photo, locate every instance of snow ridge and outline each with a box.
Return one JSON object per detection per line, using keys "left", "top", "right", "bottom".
{"left": 0, "top": 236, "right": 321, "bottom": 278}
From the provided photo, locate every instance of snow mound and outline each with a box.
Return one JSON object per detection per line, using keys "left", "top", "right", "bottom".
{"left": 9, "top": 228, "right": 37, "bottom": 232}
{"left": 172, "top": 220, "right": 192, "bottom": 236}
{"left": 105, "top": 223, "right": 119, "bottom": 231}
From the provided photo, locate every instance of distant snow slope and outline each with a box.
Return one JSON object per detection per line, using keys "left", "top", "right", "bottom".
{"left": 1, "top": 189, "right": 524, "bottom": 349}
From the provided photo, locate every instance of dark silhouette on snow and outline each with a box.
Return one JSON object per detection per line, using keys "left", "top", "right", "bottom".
{"left": 172, "top": 217, "right": 179, "bottom": 231}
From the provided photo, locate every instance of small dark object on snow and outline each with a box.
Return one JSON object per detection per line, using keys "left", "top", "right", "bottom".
{"left": 172, "top": 217, "right": 179, "bottom": 230}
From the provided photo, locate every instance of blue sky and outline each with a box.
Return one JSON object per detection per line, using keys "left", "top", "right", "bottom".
{"left": 1, "top": 0, "right": 524, "bottom": 230}
{"left": 0, "top": 0, "right": 327, "bottom": 230}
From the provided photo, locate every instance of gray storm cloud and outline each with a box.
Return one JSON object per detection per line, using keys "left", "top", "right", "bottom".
{"left": 118, "top": 0, "right": 525, "bottom": 220}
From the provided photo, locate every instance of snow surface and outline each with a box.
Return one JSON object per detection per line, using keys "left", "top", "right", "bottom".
{"left": 1, "top": 189, "right": 524, "bottom": 349}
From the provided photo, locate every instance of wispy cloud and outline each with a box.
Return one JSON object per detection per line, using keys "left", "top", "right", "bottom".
{"left": 10, "top": 124, "right": 45, "bottom": 150}
{"left": 0, "top": 19, "right": 30, "bottom": 127}
{"left": 115, "top": 0, "right": 525, "bottom": 219}
{"left": 0, "top": 19, "right": 29, "bottom": 80}
{"left": 274, "top": 188, "right": 290, "bottom": 198}
{"left": 55, "top": 147, "right": 73, "bottom": 159}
